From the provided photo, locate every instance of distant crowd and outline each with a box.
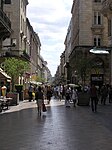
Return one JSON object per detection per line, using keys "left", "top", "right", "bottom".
{"left": 28, "top": 83, "right": 112, "bottom": 114}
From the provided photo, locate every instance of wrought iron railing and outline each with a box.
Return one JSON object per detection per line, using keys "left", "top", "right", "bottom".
{"left": 0, "top": 8, "right": 11, "bottom": 28}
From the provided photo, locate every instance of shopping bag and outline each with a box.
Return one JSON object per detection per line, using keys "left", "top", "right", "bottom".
{"left": 42, "top": 103, "right": 47, "bottom": 112}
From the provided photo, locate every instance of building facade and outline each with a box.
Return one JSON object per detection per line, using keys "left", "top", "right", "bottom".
{"left": 69, "top": 0, "right": 110, "bottom": 86}
{"left": 0, "top": 0, "right": 12, "bottom": 91}
{"left": 0, "top": 0, "right": 50, "bottom": 99}
{"left": 101, "top": 0, "right": 112, "bottom": 85}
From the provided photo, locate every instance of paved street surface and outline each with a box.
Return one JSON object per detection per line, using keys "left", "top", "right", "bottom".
{"left": 0, "top": 98, "right": 112, "bottom": 150}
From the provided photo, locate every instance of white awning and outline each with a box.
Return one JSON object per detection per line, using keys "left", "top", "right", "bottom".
{"left": 90, "top": 48, "right": 109, "bottom": 54}
{"left": 30, "top": 81, "right": 42, "bottom": 85}
{"left": 0, "top": 68, "right": 11, "bottom": 79}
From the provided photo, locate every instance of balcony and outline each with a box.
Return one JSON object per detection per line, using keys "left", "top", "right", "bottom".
{"left": 0, "top": 50, "right": 30, "bottom": 63}
{"left": 101, "top": 0, "right": 112, "bottom": 17}
{"left": 91, "top": 24, "right": 104, "bottom": 34}
{"left": 0, "top": 8, "right": 12, "bottom": 40}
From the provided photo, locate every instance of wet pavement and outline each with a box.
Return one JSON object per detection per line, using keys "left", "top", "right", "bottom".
{"left": 0, "top": 99, "right": 112, "bottom": 150}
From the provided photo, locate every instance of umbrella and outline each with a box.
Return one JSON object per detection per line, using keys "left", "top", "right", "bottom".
{"left": 68, "top": 84, "right": 79, "bottom": 87}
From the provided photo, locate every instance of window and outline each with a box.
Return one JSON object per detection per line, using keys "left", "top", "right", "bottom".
{"left": 94, "top": 0, "right": 101, "bottom": 2}
{"left": 5, "top": 0, "right": 11, "bottom": 4}
{"left": 94, "top": 37, "right": 101, "bottom": 46}
{"left": 94, "top": 11, "right": 102, "bottom": 25}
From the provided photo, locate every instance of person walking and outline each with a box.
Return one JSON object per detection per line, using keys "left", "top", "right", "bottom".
{"left": 35, "top": 86, "right": 44, "bottom": 116}
{"left": 65, "top": 85, "right": 71, "bottom": 107}
{"left": 46, "top": 86, "right": 52, "bottom": 104}
{"left": 108, "top": 86, "right": 112, "bottom": 103}
{"left": 100, "top": 84, "right": 108, "bottom": 105}
{"left": 90, "top": 84, "right": 98, "bottom": 112}
{"left": 28, "top": 83, "right": 34, "bottom": 102}
{"left": 71, "top": 87, "right": 78, "bottom": 107}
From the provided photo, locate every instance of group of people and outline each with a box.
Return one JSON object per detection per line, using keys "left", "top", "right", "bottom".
{"left": 54, "top": 83, "right": 112, "bottom": 112}
{"left": 28, "top": 84, "right": 53, "bottom": 115}
{"left": 27, "top": 82, "right": 112, "bottom": 115}
{"left": 90, "top": 84, "right": 112, "bottom": 112}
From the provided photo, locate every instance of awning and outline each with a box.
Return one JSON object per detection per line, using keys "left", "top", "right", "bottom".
{"left": 90, "top": 47, "right": 109, "bottom": 54}
{"left": 30, "top": 81, "right": 42, "bottom": 85}
{"left": 0, "top": 68, "right": 11, "bottom": 80}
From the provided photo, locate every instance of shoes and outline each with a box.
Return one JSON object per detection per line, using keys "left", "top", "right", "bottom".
{"left": 38, "top": 111, "right": 41, "bottom": 116}
{"left": 66, "top": 105, "right": 70, "bottom": 108}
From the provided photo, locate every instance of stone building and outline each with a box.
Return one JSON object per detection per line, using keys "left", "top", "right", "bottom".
{"left": 0, "top": 0, "right": 12, "bottom": 92}
{"left": 3, "top": 0, "right": 28, "bottom": 57}
{"left": 101, "top": 0, "right": 112, "bottom": 85}
{"left": 0, "top": 0, "right": 49, "bottom": 99}
{"left": 69, "top": 0, "right": 110, "bottom": 86}
{"left": 1, "top": 0, "right": 47, "bottom": 81}
{"left": 64, "top": 20, "right": 72, "bottom": 84}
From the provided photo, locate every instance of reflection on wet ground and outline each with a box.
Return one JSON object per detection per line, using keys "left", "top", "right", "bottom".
{"left": 0, "top": 99, "right": 112, "bottom": 150}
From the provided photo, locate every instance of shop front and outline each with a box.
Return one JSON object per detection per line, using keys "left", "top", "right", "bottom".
{"left": 0, "top": 68, "right": 11, "bottom": 96}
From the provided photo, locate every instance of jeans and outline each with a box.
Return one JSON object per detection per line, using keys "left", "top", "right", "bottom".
{"left": 91, "top": 97, "right": 98, "bottom": 112}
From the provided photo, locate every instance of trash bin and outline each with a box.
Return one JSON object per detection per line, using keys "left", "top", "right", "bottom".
{"left": 77, "top": 92, "right": 90, "bottom": 106}
{"left": 19, "top": 91, "right": 24, "bottom": 101}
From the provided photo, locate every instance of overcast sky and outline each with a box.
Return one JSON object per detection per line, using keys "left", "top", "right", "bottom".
{"left": 27, "top": 0, "right": 73, "bottom": 77}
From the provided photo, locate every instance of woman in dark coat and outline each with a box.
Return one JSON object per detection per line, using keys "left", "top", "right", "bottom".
{"left": 90, "top": 84, "right": 98, "bottom": 112}
{"left": 35, "top": 86, "right": 44, "bottom": 115}
{"left": 46, "top": 86, "right": 52, "bottom": 104}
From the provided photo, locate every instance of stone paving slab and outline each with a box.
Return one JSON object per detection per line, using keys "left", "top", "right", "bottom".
{"left": 0, "top": 99, "right": 112, "bottom": 150}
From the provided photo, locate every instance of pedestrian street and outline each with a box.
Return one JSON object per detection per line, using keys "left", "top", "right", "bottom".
{"left": 0, "top": 98, "right": 112, "bottom": 150}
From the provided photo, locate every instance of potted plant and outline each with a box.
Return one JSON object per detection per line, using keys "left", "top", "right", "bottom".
{"left": 15, "top": 84, "right": 23, "bottom": 93}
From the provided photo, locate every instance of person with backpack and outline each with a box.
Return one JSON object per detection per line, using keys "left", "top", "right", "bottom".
{"left": 35, "top": 86, "right": 44, "bottom": 116}
{"left": 28, "top": 83, "right": 34, "bottom": 102}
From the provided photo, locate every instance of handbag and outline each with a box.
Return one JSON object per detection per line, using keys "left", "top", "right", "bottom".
{"left": 42, "top": 103, "right": 47, "bottom": 112}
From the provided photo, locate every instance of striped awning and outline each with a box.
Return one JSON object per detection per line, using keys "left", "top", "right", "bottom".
{"left": 0, "top": 68, "right": 11, "bottom": 79}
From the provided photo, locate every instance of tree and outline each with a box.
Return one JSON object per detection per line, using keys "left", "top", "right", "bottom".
{"left": 35, "top": 75, "right": 45, "bottom": 83}
{"left": 75, "top": 57, "right": 91, "bottom": 85}
{"left": 3, "top": 58, "right": 30, "bottom": 91}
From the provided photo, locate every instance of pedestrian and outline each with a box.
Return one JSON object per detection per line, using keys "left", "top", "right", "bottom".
{"left": 65, "top": 85, "right": 71, "bottom": 107}
{"left": 71, "top": 87, "right": 78, "bottom": 107}
{"left": 46, "top": 86, "right": 52, "bottom": 104}
{"left": 100, "top": 84, "right": 108, "bottom": 105}
{"left": 35, "top": 86, "right": 44, "bottom": 116}
{"left": 28, "top": 83, "right": 34, "bottom": 102}
{"left": 90, "top": 84, "right": 98, "bottom": 112}
{"left": 108, "top": 86, "right": 112, "bottom": 103}
{"left": 53, "top": 86, "right": 57, "bottom": 99}
{"left": 1, "top": 83, "right": 7, "bottom": 98}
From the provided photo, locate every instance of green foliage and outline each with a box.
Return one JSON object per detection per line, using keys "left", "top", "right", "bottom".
{"left": 35, "top": 76, "right": 45, "bottom": 83}
{"left": 75, "top": 57, "right": 91, "bottom": 85}
{"left": 4, "top": 58, "right": 29, "bottom": 78}
{"left": 3, "top": 58, "right": 30, "bottom": 91}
